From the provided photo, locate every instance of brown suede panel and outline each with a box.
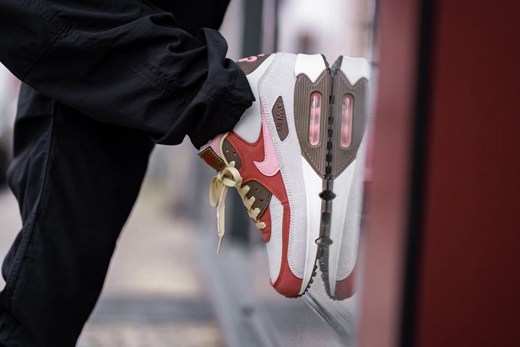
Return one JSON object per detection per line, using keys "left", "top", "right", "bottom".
{"left": 199, "top": 146, "right": 226, "bottom": 171}
{"left": 236, "top": 54, "right": 271, "bottom": 75}
{"left": 222, "top": 138, "right": 242, "bottom": 169}
{"left": 244, "top": 180, "right": 272, "bottom": 218}
{"left": 272, "top": 96, "right": 289, "bottom": 141}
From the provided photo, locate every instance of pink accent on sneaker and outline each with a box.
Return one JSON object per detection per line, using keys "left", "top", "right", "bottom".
{"left": 238, "top": 54, "right": 266, "bottom": 63}
{"left": 309, "top": 92, "right": 322, "bottom": 146}
{"left": 340, "top": 95, "right": 353, "bottom": 148}
{"left": 208, "top": 133, "right": 224, "bottom": 157}
{"left": 253, "top": 109, "right": 281, "bottom": 177}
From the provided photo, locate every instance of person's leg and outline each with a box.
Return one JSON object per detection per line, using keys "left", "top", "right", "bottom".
{"left": 0, "top": 0, "right": 252, "bottom": 148}
{"left": 0, "top": 84, "right": 155, "bottom": 346}
{"left": 0, "top": 2, "right": 251, "bottom": 345}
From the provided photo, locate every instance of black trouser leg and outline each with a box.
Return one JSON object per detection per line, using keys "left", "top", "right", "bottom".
{"left": 0, "top": 0, "right": 253, "bottom": 148}
{"left": 0, "top": 1, "right": 251, "bottom": 344}
{"left": 0, "top": 85, "right": 155, "bottom": 346}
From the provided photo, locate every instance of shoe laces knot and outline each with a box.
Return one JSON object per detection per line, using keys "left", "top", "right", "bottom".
{"left": 209, "top": 161, "right": 267, "bottom": 254}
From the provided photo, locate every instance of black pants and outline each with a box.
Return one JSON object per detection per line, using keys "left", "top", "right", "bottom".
{"left": 0, "top": 0, "right": 254, "bottom": 345}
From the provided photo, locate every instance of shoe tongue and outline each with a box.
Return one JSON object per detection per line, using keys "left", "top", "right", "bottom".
{"left": 199, "top": 135, "right": 226, "bottom": 171}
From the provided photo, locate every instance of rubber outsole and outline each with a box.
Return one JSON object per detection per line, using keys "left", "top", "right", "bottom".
{"left": 292, "top": 54, "right": 331, "bottom": 297}
{"left": 318, "top": 56, "right": 369, "bottom": 300}
{"left": 281, "top": 54, "right": 369, "bottom": 299}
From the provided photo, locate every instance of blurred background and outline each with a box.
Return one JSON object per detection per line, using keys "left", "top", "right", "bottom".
{"left": 0, "top": 0, "right": 375, "bottom": 346}
{"left": 2, "top": 1, "right": 518, "bottom": 347}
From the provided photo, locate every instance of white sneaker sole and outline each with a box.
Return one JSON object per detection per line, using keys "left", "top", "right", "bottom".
{"left": 319, "top": 56, "right": 370, "bottom": 299}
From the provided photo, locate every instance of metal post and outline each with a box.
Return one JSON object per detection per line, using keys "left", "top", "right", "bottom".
{"left": 227, "top": 0, "right": 265, "bottom": 244}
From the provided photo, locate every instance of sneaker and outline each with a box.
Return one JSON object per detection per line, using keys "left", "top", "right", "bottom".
{"left": 199, "top": 53, "right": 330, "bottom": 297}
{"left": 319, "top": 56, "right": 371, "bottom": 300}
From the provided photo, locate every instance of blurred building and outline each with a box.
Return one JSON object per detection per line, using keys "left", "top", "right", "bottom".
{"left": 0, "top": 64, "right": 18, "bottom": 185}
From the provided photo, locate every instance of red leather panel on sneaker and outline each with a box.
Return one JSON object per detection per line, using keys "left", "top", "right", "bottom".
{"left": 259, "top": 208, "right": 271, "bottom": 243}
{"left": 273, "top": 259, "right": 303, "bottom": 297}
{"left": 225, "top": 131, "right": 289, "bottom": 212}
{"left": 225, "top": 131, "right": 303, "bottom": 297}
{"left": 271, "top": 202, "right": 303, "bottom": 297}
{"left": 334, "top": 265, "right": 356, "bottom": 300}
{"left": 224, "top": 113, "right": 307, "bottom": 296}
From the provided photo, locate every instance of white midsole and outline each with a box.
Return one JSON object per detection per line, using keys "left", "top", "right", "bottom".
{"left": 328, "top": 160, "right": 357, "bottom": 294}
{"left": 295, "top": 53, "right": 329, "bottom": 294}
{"left": 259, "top": 53, "right": 328, "bottom": 293}
{"left": 300, "top": 158, "right": 322, "bottom": 294}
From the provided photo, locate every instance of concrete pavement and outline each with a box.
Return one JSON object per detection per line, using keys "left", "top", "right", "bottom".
{"left": 0, "top": 183, "right": 226, "bottom": 347}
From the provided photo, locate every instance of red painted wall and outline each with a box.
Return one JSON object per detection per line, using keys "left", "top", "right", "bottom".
{"left": 358, "top": 0, "right": 420, "bottom": 345}
{"left": 416, "top": 2, "right": 520, "bottom": 347}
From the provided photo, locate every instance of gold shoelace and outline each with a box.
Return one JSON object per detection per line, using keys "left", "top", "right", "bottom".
{"left": 209, "top": 161, "right": 267, "bottom": 254}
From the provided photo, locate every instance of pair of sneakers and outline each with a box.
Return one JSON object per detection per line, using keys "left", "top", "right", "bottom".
{"left": 198, "top": 53, "right": 370, "bottom": 300}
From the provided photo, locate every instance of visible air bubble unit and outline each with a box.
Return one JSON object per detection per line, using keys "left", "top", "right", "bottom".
{"left": 340, "top": 95, "right": 353, "bottom": 148}
{"left": 309, "top": 92, "right": 322, "bottom": 146}
{"left": 294, "top": 62, "right": 331, "bottom": 177}
{"left": 330, "top": 59, "right": 368, "bottom": 178}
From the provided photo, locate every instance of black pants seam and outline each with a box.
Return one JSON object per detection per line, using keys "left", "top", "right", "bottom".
{"left": 20, "top": 0, "right": 67, "bottom": 79}
{"left": 2, "top": 110, "right": 56, "bottom": 342}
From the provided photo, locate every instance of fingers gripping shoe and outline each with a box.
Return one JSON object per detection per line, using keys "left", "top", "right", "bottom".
{"left": 319, "top": 56, "right": 371, "bottom": 300}
{"left": 199, "top": 53, "right": 330, "bottom": 297}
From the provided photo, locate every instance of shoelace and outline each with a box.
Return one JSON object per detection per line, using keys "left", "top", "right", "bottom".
{"left": 209, "top": 161, "right": 266, "bottom": 254}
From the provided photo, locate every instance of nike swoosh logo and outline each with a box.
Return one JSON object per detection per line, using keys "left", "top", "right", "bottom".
{"left": 254, "top": 109, "right": 280, "bottom": 177}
